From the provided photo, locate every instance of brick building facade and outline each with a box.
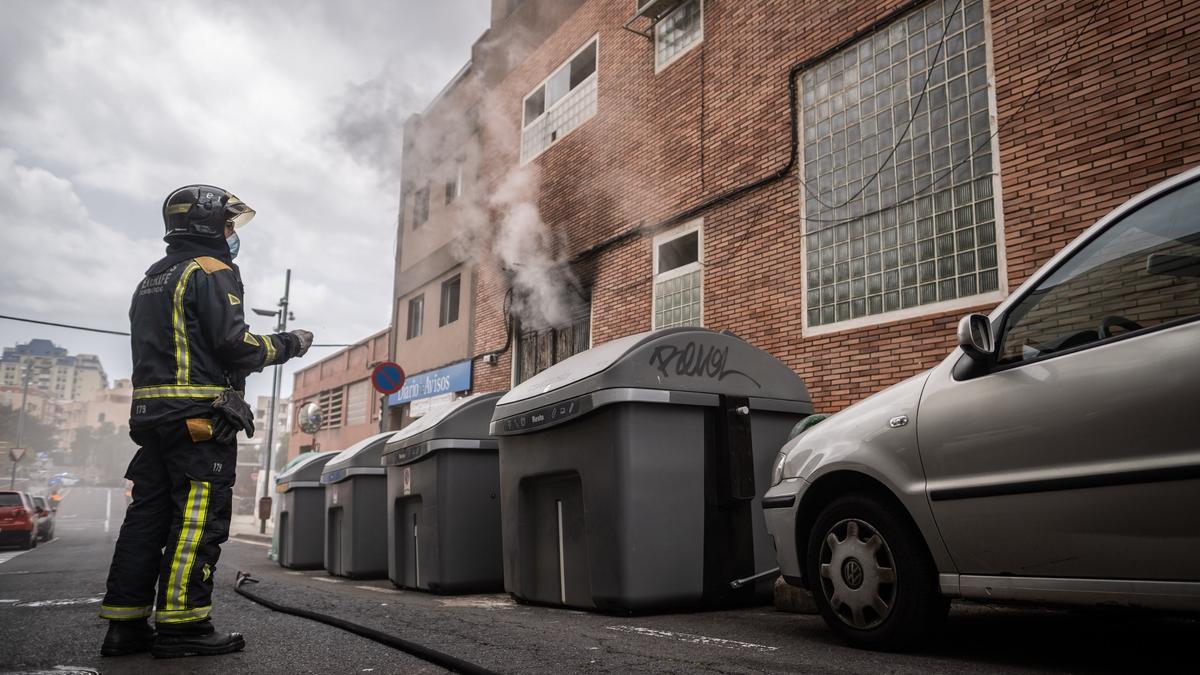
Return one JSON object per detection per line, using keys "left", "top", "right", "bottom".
{"left": 287, "top": 329, "right": 390, "bottom": 460}
{"left": 398, "top": 0, "right": 1199, "bottom": 413}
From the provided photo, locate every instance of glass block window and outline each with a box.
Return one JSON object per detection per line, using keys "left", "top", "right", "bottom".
{"left": 801, "top": 0, "right": 1001, "bottom": 328}
{"left": 654, "top": 225, "right": 703, "bottom": 329}
{"left": 655, "top": 0, "right": 703, "bottom": 71}
{"left": 521, "top": 39, "right": 598, "bottom": 164}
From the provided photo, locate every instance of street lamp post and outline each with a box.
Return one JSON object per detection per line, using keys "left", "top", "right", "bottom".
{"left": 253, "top": 268, "right": 292, "bottom": 534}
{"left": 10, "top": 360, "right": 33, "bottom": 488}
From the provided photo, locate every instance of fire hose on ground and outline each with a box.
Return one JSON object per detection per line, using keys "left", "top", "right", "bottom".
{"left": 234, "top": 572, "right": 498, "bottom": 675}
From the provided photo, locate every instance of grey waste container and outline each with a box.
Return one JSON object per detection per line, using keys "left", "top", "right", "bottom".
{"left": 489, "top": 327, "right": 812, "bottom": 613}
{"left": 382, "top": 392, "right": 504, "bottom": 593}
{"left": 321, "top": 432, "right": 393, "bottom": 579}
{"left": 275, "top": 451, "right": 338, "bottom": 569}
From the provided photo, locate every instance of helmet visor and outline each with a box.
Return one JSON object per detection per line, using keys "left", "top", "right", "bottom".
{"left": 225, "top": 195, "right": 256, "bottom": 229}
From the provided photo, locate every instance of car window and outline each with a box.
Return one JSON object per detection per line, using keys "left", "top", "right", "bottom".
{"left": 999, "top": 179, "right": 1200, "bottom": 364}
{"left": 34, "top": 497, "right": 46, "bottom": 509}
{"left": 0, "top": 493, "right": 20, "bottom": 506}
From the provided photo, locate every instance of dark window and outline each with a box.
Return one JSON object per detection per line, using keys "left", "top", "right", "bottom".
{"left": 406, "top": 294, "right": 424, "bottom": 340}
{"left": 523, "top": 87, "right": 545, "bottom": 127}
{"left": 657, "top": 230, "right": 699, "bottom": 273}
{"left": 413, "top": 186, "right": 430, "bottom": 227}
{"left": 999, "top": 179, "right": 1200, "bottom": 364}
{"left": 445, "top": 180, "right": 456, "bottom": 205}
{"left": 569, "top": 40, "right": 597, "bottom": 88}
{"left": 515, "top": 301, "right": 591, "bottom": 385}
{"left": 439, "top": 275, "right": 461, "bottom": 327}
{"left": 0, "top": 493, "right": 21, "bottom": 506}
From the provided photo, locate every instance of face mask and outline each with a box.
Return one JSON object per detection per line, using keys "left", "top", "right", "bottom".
{"left": 226, "top": 231, "right": 240, "bottom": 259}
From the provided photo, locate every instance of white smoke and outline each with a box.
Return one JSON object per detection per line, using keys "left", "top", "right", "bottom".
{"left": 487, "top": 165, "right": 579, "bottom": 330}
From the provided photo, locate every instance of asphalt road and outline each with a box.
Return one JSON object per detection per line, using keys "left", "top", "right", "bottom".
{"left": 2, "top": 487, "right": 1197, "bottom": 674}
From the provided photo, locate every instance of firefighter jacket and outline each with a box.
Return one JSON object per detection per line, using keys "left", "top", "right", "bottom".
{"left": 129, "top": 251, "right": 300, "bottom": 430}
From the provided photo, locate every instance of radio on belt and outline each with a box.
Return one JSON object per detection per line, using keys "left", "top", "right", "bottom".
{"left": 489, "top": 327, "right": 813, "bottom": 612}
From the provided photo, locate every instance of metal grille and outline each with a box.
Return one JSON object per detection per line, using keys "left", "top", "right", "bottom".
{"left": 515, "top": 303, "right": 591, "bottom": 385}
{"left": 801, "top": 0, "right": 1000, "bottom": 327}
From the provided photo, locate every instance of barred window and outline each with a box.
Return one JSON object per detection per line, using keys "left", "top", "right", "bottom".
{"left": 514, "top": 301, "right": 591, "bottom": 385}
{"left": 655, "top": 0, "right": 703, "bottom": 71}
{"left": 317, "top": 388, "right": 344, "bottom": 430}
{"left": 654, "top": 223, "right": 703, "bottom": 329}
{"left": 801, "top": 0, "right": 1002, "bottom": 329}
{"left": 521, "top": 38, "right": 598, "bottom": 164}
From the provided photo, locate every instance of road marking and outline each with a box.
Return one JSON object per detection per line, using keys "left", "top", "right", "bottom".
{"left": 0, "top": 599, "right": 19, "bottom": 603}
{"left": 284, "top": 571, "right": 305, "bottom": 575}
{"left": 436, "top": 596, "right": 516, "bottom": 610}
{"left": 312, "top": 577, "right": 343, "bottom": 583}
{"left": 354, "top": 585, "right": 402, "bottom": 594}
{"left": 4, "top": 667, "right": 98, "bottom": 675}
{"left": 605, "top": 626, "right": 779, "bottom": 652}
{"left": 0, "top": 549, "right": 33, "bottom": 565}
{"left": 229, "top": 537, "right": 271, "bottom": 548}
{"left": 5, "top": 597, "right": 103, "bottom": 608}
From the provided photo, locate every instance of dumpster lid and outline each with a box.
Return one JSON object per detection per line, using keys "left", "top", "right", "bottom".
{"left": 320, "top": 431, "right": 393, "bottom": 483}
{"left": 383, "top": 392, "right": 504, "bottom": 457}
{"left": 275, "top": 450, "right": 338, "bottom": 490}
{"left": 492, "top": 327, "right": 810, "bottom": 429}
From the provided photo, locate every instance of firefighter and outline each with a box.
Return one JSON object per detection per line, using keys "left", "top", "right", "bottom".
{"left": 99, "top": 185, "right": 314, "bottom": 658}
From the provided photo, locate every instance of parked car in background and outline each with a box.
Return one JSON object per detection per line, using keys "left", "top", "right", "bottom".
{"left": 31, "top": 496, "right": 55, "bottom": 542}
{"left": 0, "top": 491, "right": 40, "bottom": 550}
{"left": 765, "top": 166, "right": 1200, "bottom": 650}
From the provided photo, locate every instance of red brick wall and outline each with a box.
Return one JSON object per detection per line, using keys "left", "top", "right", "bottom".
{"left": 469, "top": 0, "right": 1200, "bottom": 412}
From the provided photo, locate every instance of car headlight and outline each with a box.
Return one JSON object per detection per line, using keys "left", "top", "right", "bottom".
{"left": 770, "top": 452, "right": 786, "bottom": 487}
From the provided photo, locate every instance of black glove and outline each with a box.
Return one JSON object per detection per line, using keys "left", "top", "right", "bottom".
{"left": 211, "top": 389, "right": 255, "bottom": 444}
{"left": 290, "top": 329, "right": 314, "bottom": 358}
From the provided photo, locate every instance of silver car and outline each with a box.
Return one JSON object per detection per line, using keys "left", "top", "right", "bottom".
{"left": 764, "top": 166, "right": 1200, "bottom": 650}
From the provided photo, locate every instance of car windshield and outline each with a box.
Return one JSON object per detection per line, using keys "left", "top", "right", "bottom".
{"left": 0, "top": 493, "right": 21, "bottom": 507}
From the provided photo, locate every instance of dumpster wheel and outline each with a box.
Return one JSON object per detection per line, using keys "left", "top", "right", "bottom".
{"left": 234, "top": 572, "right": 497, "bottom": 675}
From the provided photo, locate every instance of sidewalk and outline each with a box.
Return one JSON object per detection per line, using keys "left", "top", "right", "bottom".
{"left": 229, "top": 512, "right": 272, "bottom": 543}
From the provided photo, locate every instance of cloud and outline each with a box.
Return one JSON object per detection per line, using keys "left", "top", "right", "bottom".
{"left": 0, "top": 0, "right": 490, "bottom": 401}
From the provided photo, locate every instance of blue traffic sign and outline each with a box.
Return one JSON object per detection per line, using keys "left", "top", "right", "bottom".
{"left": 371, "top": 362, "right": 406, "bottom": 395}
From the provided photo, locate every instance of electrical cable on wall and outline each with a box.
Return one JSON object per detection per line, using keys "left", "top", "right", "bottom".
{"left": 0, "top": 313, "right": 349, "bottom": 347}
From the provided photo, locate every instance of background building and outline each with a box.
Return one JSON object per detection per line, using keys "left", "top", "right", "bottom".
{"left": 1, "top": 339, "right": 107, "bottom": 403}
{"left": 288, "top": 329, "right": 390, "bottom": 461}
{"left": 397, "top": 0, "right": 1199, "bottom": 415}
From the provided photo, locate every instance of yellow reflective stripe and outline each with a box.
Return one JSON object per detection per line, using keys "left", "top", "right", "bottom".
{"left": 156, "top": 605, "right": 212, "bottom": 623}
{"left": 262, "top": 333, "right": 276, "bottom": 366}
{"left": 173, "top": 261, "right": 202, "bottom": 384}
{"left": 178, "top": 482, "right": 211, "bottom": 609}
{"left": 99, "top": 604, "right": 152, "bottom": 620}
{"left": 165, "top": 480, "right": 209, "bottom": 610}
{"left": 133, "top": 385, "right": 225, "bottom": 400}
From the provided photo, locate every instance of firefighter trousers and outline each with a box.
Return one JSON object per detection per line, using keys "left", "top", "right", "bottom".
{"left": 100, "top": 416, "right": 236, "bottom": 624}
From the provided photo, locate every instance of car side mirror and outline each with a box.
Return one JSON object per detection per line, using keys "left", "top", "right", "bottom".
{"left": 957, "top": 313, "right": 996, "bottom": 362}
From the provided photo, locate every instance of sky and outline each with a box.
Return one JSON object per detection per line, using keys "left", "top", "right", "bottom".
{"left": 0, "top": 0, "right": 490, "bottom": 403}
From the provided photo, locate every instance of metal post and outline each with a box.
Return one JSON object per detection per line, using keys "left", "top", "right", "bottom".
{"left": 259, "top": 269, "right": 291, "bottom": 534}
{"left": 11, "top": 361, "right": 32, "bottom": 488}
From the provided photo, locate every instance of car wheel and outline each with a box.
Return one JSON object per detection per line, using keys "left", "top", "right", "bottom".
{"left": 805, "top": 492, "right": 948, "bottom": 651}
{"left": 20, "top": 533, "right": 35, "bottom": 550}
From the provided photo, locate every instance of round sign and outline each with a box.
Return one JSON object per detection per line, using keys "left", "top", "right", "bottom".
{"left": 372, "top": 362, "right": 406, "bottom": 395}
{"left": 298, "top": 402, "right": 322, "bottom": 434}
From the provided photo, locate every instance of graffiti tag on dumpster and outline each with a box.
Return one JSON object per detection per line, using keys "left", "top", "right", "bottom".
{"left": 648, "top": 342, "right": 761, "bottom": 387}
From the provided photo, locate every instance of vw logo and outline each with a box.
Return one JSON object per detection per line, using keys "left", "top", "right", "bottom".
{"left": 842, "top": 558, "right": 865, "bottom": 589}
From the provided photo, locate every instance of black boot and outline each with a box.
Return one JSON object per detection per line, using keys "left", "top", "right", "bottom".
{"left": 152, "top": 619, "right": 245, "bottom": 659}
{"left": 101, "top": 618, "right": 157, "bottom": 656}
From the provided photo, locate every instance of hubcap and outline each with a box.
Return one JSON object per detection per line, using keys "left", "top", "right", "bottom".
{"left": 818, "top": 518, "right": 898, "bottom": 630}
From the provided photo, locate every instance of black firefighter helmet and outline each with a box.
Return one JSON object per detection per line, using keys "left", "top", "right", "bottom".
{"left": 162, "top": 184, "right": 255, "bottom": 239}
